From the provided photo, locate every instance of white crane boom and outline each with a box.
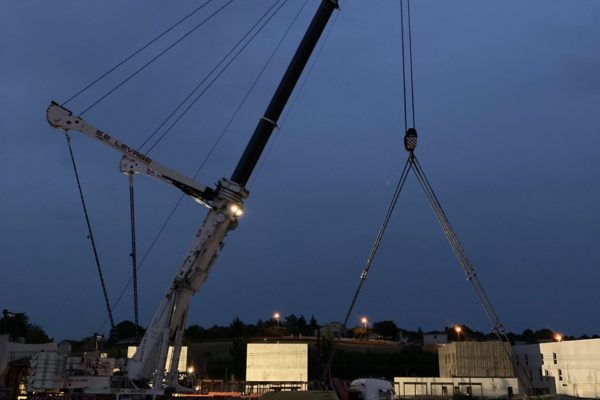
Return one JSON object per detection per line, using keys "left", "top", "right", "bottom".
{"left": 128, "top": 177, "right": 246, "bottom": 388}
{"left": 47, "top": 102, "right": 215, "bottom": 208}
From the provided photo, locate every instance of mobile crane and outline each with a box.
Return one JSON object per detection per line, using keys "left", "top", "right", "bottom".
{"left": 42, "top": 0, "right": 340, "bottom": 396}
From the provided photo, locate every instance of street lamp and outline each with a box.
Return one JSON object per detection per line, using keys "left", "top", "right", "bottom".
{"left": 554, "top": 333, "right": 563, "bottom": 342}
{"left": 187, "top": 366, "right": 196, "bottom": 390}
{"left": 455, "top": 325, "right": 462, "bottom": 342}
{"left": 273, "top": 312, "right": 280, "bottom": 326}
{"left": 361, "top": 317, "right": 368, "bottom": 336}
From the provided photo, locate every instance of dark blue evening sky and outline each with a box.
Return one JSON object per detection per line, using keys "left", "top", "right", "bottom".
{"left": 1, "top": 1, "right": 599, "bottom": 341}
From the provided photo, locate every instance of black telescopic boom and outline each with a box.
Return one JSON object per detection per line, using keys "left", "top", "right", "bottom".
{"left": 231, "top": 0, "right": 339, "bottom": 186}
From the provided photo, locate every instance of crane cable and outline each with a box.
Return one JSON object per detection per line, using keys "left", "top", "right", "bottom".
{"left": 320, "top": 0, "right": 417, "bottom": 383}
{"left": 128, "top": 174, "right": 139, "bottom": 327}
{"left": 60, "top": 0, "right": 289, "bottom": 332}
{"left": 410, "top": 155, "right": 533, "bottom": 390}
{"left": 96, "top": 0, "right": 307, "bottom": 331}
{"left": 59, "top": 0, "right": 231, "bottom": 332}
{"left": 411, "top": 156, "right": 505, "bottom": 336}
{"left": 62, "top": 0, "right": 216, "bottom": 107}
{"left": 64, "top": 134, "right": 115, "bottom": 329}
{"left": 322, "top": 0, "right": 520, "bottom": 385}
{"left": 320, "top": 156, "right": 412, "bottom": 384}
{"left": 78, "top": 0, "right": 234, "bottom": 116}
{"left": 119, "top": 0, "right": 288, "bottom": 331}
{"left": 139, "top": 0, "right": 290, "bottom": 153}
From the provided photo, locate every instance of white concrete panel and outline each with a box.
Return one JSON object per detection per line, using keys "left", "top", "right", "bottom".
{"left": 246, "top": 343, "right": 308, "bottom": 382}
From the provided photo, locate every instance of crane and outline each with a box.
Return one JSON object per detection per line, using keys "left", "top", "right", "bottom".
{"left": 47, "top": 101, "right": 247, "bottom": 390}
{"left": 46, "top": 0, "right": 340, "bottom": 393}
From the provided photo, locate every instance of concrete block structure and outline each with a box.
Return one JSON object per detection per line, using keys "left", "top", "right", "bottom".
{"left": 439, "top": 341, "right": 514, "bottom": 378}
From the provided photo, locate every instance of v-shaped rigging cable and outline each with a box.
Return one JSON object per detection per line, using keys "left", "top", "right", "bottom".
{"left": 323, "top": 1, "right": 528, "bottom": 389}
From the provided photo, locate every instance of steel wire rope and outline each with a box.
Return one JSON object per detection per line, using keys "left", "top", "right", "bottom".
{"left": 141, "top": 0, "right": 289, "bottom": 153}
{"left": 400, "top": 0, "right": 409, "bottom": 133}
{"left": 410, "top": 155, "right": 531, "bottom": 386}
{"left": 60, "top": 0, "right": 221, "bottom": 330}
{"left": 128, "top": 174, "right": 140, "bottom": 327}
{"left": 78, "top": 0, "right": 235, "bottom": 116}
{"left": 249, "top": 1, "right": 342, "bottom": 188}
{"left": 320, "top": 0, "right": 414, "bottom": 383}
{"left": 65, "top": 133, "right": 115, "bottom": 329}
{"left": 411, "top": 157, "right": 518, "bottom": 362}
{"left": 321, "top": 156, "right": 414, "bottom": 383}
{"left": 407, "top": 0, "right": 416, "bottom": 128}
{"left": 62, "top": 0, "right": 215, "bottom": 106}
{"left": 411, "top": 156, "right": 505, "bottom": 335}
{"left": 96, "top": 0, "right": 305, "bottom": 332}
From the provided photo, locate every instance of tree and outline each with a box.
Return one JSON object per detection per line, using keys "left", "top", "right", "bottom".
{"left": 26, "top": 324, "right": 51, "bottom": 344}
{"left": 229, "top": 317, "right": 246, "bottom": 337}
{"left": 285, "top": 314, "right": 299, "bottom": 335}
{"left": 521, "top": 329, "right": 536, "bottom": 344}
{"left": 306, "top": 315, "right": 318, "bottom": 336}
{"left": 185, "top": 324, "right": 206, "bottom": 341}
{"left": 372, "top": 320, "right": 399, "bottom": 340}
{"left": 108, "top": 320, "right": 145, "bottom": 344}
{"left": 0, "top": 311, "right": 51, "bottom": 343}
{"left": 534, "top": 328, "right": 555, "bottom": 341}
{"left": 297, "top": 315, "right": 308, "bottom": 335}
{"left": 1, "top": 311, "right": 29, "bottom": 339}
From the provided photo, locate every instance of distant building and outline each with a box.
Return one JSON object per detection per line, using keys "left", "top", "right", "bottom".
{"left": 423, "top": 331, "right": 448, "bottom": 346}
{"left": 513, "top": 338, "right": 600, "bottom": 397}
{"left": 320, "top": 322, "right": 346, "bottom": 339}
